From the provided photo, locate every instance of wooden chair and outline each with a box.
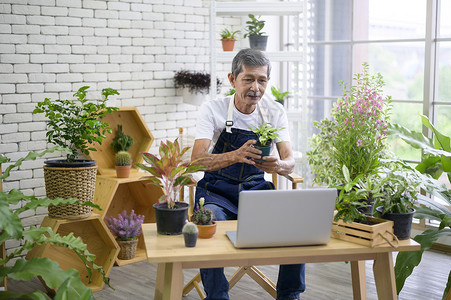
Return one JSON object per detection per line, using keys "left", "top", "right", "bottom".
{"left": 180, "top": 172, "right": 304, "bottom": 299}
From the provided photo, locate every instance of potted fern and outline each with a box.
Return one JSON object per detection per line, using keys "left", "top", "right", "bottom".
{"left": 249, "top": 122, "right": 284, "bottom": 161}
{"left": 115, "top": 151, "right": 132, "bottom": 178}
{"left": 106, "top": 210, "right": 145, "bottom": 260}
{"left": 191, "top": 197, "right": 216, "bottom": 238}
{"left": 136, "top": 138, "right": 206, "bottom": 235}
{"left": 220, "top": 28, "right": 240, "bottom": 51}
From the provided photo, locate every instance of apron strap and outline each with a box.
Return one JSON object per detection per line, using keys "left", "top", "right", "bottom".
{"left": 226, "top": 96, "right": 270, "bottom": 133}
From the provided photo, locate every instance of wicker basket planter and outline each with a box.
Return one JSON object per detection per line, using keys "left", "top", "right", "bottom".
{"left": 117, "top": 238, "right": 138, "bottom": 260}
{"left": 44, "top": 165, "right": 97, "bottom": 219}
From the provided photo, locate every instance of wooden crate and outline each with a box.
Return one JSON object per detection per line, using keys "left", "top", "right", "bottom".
{"left": 94, "top": 173, "right": 163, "bottom": 266}
{"left": 26, "top": 214, "right": 119, "bottom": 292}
{"left": 89, "top": 107, "right": 154, "bottom": 176}
{"left": 331, "top": 216, "right": 397, "bottom": 247}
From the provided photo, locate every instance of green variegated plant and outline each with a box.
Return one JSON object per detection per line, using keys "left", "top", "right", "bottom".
{"left": 0, "top": 147, "right": 109, "bottom": 300}
{"left": 136, "top": 139, "right": 206, "bottom": 209}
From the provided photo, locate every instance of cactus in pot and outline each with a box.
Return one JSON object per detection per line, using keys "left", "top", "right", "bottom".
{"left": 191, "top": 198, "right": 216, "bottom": 238}
{"left": 182, "top": 222, "right": 199, "bottom": 247}
{"left": 115, "top": 151, "right": 131, "bottom": 178}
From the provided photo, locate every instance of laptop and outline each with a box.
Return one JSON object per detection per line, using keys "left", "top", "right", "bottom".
{"left": 226, "top": 188, "right": 337, "bottom": 248}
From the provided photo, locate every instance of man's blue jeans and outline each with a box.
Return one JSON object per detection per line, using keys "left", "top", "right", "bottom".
{"left": 200, "top": 204, "right": 306, "bottom": 300}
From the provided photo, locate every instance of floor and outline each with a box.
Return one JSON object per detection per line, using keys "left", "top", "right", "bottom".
{"left": 7, "top": 249, "right": 450, "bottom": 299}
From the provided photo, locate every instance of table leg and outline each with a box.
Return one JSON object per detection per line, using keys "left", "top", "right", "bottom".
{"left": 154, "top": 262, "right": 184, "bottom": 300}
{"left": 373, "top": 252, "right": 397, "bottom": 300}
{"left": 350, "top": 260, "right": 366, "bottom": 300}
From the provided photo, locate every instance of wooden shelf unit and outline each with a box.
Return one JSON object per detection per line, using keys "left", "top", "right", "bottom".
{"left": 26, "top": 214, "right": 119, "bottom": 292}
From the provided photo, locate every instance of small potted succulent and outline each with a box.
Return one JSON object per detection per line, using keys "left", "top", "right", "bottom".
{"left": 271, "top": 85, "right": 291, "bottom": 106}
{"left": 182, "top": 222, "right": 199, "bottom": 247}
{"left": 249, "top": 122, "right": 283, "bottom": 160}
{"left": 220, "top": 28, "right": 240, "bottom": 51}
{"left": 191, "top": 197, "right": 216, "bottom": 239}
{"left": 106, "top": 210, "right": 145, "bottom": 260}
{"left": 136, "top": 138, "right": 206, "bottom": 235}
{"left": 174, "top": 70, "right": 222, "bottom": 106}
{"left": 115, "top": 151, "right": 132, "bottom": 178}
{"left": 243, "top": 14, "right": 267, "bottom": 51}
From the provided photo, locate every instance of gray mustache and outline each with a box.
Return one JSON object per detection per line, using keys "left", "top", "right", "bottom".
{"left": 246, "top": 93, "right": 261, "bottom": 97}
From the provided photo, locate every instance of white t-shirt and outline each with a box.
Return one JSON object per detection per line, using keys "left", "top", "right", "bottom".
{"left": 195, "top": 94, "right": 291, "bottom": 153}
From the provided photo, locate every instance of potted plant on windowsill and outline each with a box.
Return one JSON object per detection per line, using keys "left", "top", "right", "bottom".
{"left": 271, "top": 85, "right": 291, "bottom": 106}
{"left": 249, "top": 122, "right": 283, "bottom": 161}
{"left": 191, "top": 197, "right": 216, "bottom": 239}
{"left": 220, "top": 28, "right": 240, "bottom": 51}
{"left": 136, "top": 138, "right": 206, "bottom": 235}
{"left": 106, "top": 210, "right": 145, "bottom": 260}
{"left": 174, "top": 70, "right": 222, "bottom": 106}
{"left": 244, "top": 14, "right": 267, "bottom": 51}
{"left": 33, "top": 86, "right": 119, "bottom": 219}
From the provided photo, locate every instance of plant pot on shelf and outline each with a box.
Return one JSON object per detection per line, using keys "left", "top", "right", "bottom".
{"left": 221, "top": 38, "right": 236, "bottom": 51}
{"left": 182, "top": 88, "right": 208, "bottom": 106}
{"left": 153, "top": 202, "right": 189, "bottom": 235}
{"left": 197, "top": 221, "right": 217, "bottom": 239}
{"left": 115, "top": 165, "right": 131, "bottom": 178}
{"left": 117, "top": 238, "right": 138, "bottom": 260}
{"left": 376, "top": 206, "right": 415, "bottom": 240}
{"left": 44, "top": 159, "right": 97, "bottom": 219}
{"left": 248, "top": 35, "right": 268, "bottom": 51}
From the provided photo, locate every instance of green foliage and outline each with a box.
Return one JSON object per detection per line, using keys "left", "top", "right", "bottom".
{"left": 136, "top": 138, "right": 206, "bottom": 209}
{"left": 243, "top": 14, "right": 266, "bottom": 37}
{"left": 249, "top": 122, "right": 283, "bottom": 146}
{"left": 0, "top": 148, "right": 108, "bottom": 299}
{"left": 225, "top": 88, "right": 235, "bottom": 96}
{"left": 110, "top": 124, "right": 134, "bottom": 153}
{"left": 115, "top": 151, "right": 131, "bottom": 166}
{"left": 220, "top": 28, "right": 240, "bottom": 39}
{"left": 270, "top": 85, "right": 291, "bottom": 102}
{"left": 33, "top": 86, "right": 119, "bottom": 162}
{"left": 182, "top": 222, "right": 199, "bottom": 234}
{"left": 191, "top": 197, "right": 214, "bottom": 225}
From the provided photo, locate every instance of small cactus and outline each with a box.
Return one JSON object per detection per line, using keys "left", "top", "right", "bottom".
{"left": 191, "top": 197, "right": 214, "bottom": 225}
{"left": 116, "top": 151, "right": 131, "bottom": 166}
{"left": 182, "top": 222, "right": 199, "bottom": 234}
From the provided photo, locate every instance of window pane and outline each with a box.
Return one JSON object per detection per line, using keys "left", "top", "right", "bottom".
{"left": 354, "top": 0, "right": 426, "bottom": 40}
{"left": 353, "top": 42, "right": 424, "bottom": 100}
{"left": 434, "top": 105, "right": 451, "bottom": 138}
{"left": 309, "top": 0, "right": 352, "bottom": 41}
{"left": 439, "top": 0, "right": 451, "bottom": 37}
{"left": 388, "top": 102, "right": 422, "bottom": 161}
{"left": 310, "top": 44, "right": 351, "bottom": 97}
{"left": 436, "top": 42, "right": 451, "bottom": 101}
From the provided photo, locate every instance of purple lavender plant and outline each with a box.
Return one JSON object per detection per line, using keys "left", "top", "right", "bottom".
{"left": 106, "top": 210, "right": 145, "bottom": 240}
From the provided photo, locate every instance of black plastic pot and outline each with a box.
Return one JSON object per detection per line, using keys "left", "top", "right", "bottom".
{"left": 248, "top": 35, "right": 268, "bottom": 51}
{"left": 184, "top": 232, "right": 198, "bottom": 247}
{"left": 45, "top": 159, "right": 96, "bottom": 168}
{"left": 254, "top": 144, "right": 271, "bottom": 162}
{"left": 153, "top": 202, "right": 189, "bottom": 235}
{"left": 376, "top": 206, "right": 415, "bottom": 240}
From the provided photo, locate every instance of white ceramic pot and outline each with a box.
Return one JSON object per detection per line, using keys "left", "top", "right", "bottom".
{"left": 182, "top": 88, "right": 208, "bottom": 106}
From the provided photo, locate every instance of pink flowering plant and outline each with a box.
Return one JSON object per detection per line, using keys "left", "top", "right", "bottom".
{"left": 106, "top": 210, "right": 145, "bottom": 240}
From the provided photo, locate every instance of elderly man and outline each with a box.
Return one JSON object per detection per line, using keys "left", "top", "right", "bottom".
{"left": 191, "top": 48, "right": 305, "bottom": 300}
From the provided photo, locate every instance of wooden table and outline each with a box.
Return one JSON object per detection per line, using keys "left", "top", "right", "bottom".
{"left": 142, "top": 221, "right": 420, "bottom": 300}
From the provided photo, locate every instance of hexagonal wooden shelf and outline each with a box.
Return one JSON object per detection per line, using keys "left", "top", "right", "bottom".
{"left": 89, "top": 106, "right": 154, "bottom": 176}
{"left": 94, "top": 172, "right": 164, "bottom": 266}
{"left": 26, "top": 214, "right": 119, "bottom": 292}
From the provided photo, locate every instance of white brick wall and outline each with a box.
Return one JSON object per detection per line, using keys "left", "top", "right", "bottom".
{"left": 0, "top": 0, "right": 216, "bottom": 255}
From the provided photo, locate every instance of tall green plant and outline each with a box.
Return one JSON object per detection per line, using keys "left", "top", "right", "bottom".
{"left": 0, "top": 147, "right": 109, "bottom": 299}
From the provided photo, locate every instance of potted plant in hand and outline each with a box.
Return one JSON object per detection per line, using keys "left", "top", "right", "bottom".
{"left": 271, "top": 85, "right": 291, "bottom": 106}
{"left": 191, "top": 197, "right": 216, "bottom": 238}
{"left": 174, "top": 70, "right": 222, "bottom": 106}
{"left": 249, "top": 122, "right": 283, "bottom": 160}
{"left": 33, "top": 86, "right": 119, "bottom": 219}
{"left": 182, "top": 222, "right": 199, "bottom": 247}
{"left": 136, "top": 138, "right": 206, "bottom": 235}
{"left": 220, "top": 28, "right": 240, "bottom": 51}
{"left": 115, "top": 151, "right": 132, "bottom": 178}
{"left": 106, "top": 210, "right": 145, "bottom": 260}
{"left": 243, "top": 14, "right": 267, "bottom": 51}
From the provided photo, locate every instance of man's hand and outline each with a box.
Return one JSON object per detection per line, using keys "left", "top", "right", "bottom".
{"left": 235, "top": 139, "right": 262, "bottom": 165}
{"left": 254, "top": 155, "right": 280, "bottom": 174}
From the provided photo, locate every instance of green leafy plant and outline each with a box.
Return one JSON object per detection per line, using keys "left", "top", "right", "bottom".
{"left": 225, "top": 88, "right": 236, "bottom": 96}
{"left": 271, "top": 85, "right": 291, "bottom": 102}
{"left": 191, "top": 197, "right": 214, "bottom": 225}
{"left": 243, "top": 14, "right": 266, "bottom": 37}
{"left": 0, "top": 147, "right": 108, "bottom": 300}
{"left": 33, "top": 86, "right": 119, "bottom": 162}
{"left": 110, "top": 124, "right": 134, "bottom": 153}
{"left": 174, "top": 70, "right": 222, "bottom": 95}
{"left": 136, "top": 138, "right": 206, "bottom": 209}
{"left": 115, "top": 151, "right": 131, "bottom": 166}
{"left": 249, "top": 122, "right": 283, "bottom": 146}
{"left": 220, "top": 28, "right": 240, "bottom": 39}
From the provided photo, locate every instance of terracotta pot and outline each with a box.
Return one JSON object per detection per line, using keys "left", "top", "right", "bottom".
{"left": 196, "top": 221, "right": 217, "bottom": 239}
{"left": 115, "top": 165, "right": 131, "bottom": 178}
{"left": 221, "top": 38, "right": 236, "bottom": 51}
